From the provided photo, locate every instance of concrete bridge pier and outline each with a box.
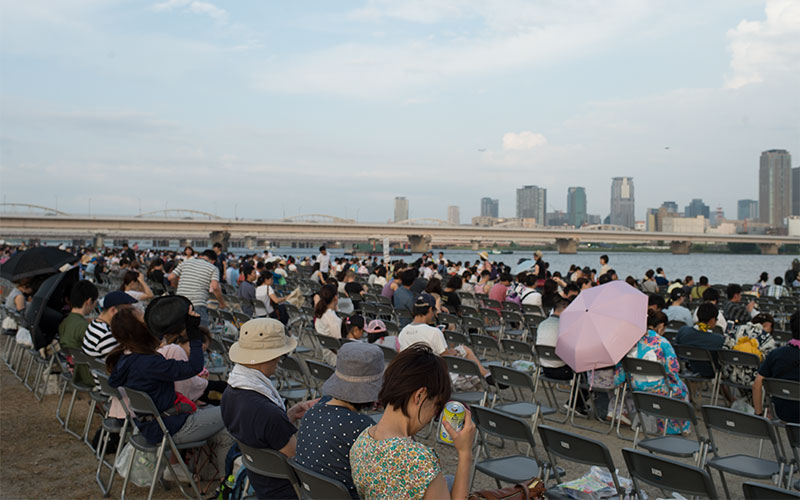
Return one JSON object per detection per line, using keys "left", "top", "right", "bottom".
{"left": 244, "top": 234, "right": 257, "bottom": 250}
{"left": 759, "top": 242, "right": 779, "bottom": 255}
{"left": 209, "top": 230, "right": 231, "bottom": 251}
{"left": 470, "top": 239, "right": 482, "bottom": 251}
{"left": 93, "top": 233, "right": 106, "bottom": 248}
{"left": 556, "top": 238, "right": 578, "bottom": 254}
{"left": 670, "top": 241, "right": 692, "bottom": 254}
{"left": 407, "top": 234, "right": 432, "bottom": 253}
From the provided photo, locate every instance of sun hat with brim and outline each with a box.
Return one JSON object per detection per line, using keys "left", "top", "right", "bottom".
{"left": 321, "top": 342, "right": 384, "bottom": 404}
{"left": 365, "top": 319, "right": 386, "bottom": 334}
{"left": 229, "top": 318, "right": 297, "bottom": 365}
{"left": 478, "top": 251, "right": 489, "bottom": 261}
{"left": 144, "top": 295, "right": 191, "bottom": 339}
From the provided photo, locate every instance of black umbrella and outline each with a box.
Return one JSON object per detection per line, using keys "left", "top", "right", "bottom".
{"left": 0, "top": 247, "right": 78, "bottom": 281}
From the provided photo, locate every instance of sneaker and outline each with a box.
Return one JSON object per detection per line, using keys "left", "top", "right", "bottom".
{"left": 606, "top": 409, "right": 632, "bottom": 426}
{"left": 563, "top": 404, "right": 589, "bottom": 418}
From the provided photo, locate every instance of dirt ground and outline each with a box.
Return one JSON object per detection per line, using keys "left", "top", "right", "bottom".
{"left": 0, "top": 358, "right": 786, "bottom": 499}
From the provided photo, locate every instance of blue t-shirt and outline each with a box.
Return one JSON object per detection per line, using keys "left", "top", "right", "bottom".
{"left": 295, "top": 397, "right": 374, "bottom": 499}
{"left": 393, "top": 287, "right": 416, "bottom": 326}
{"left": 220, "top": 387, "right": 297, "bottom": 499}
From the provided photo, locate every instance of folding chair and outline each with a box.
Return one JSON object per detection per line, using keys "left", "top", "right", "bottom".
{"left": 376, "top": 343, "right": 397, "bottom": 362}
{"left": 714, "top": 349, "right": 760, "bottom": 405}
{"left": 118, "top": 387, "right": 206, "bottom": 500}
{"left": 93, "top": 370, "right": 130, "bottom": 497}
{"left": 701, "top": 405, "right": 787, "bottom": 498}
{"left": 470, "top": 405, "right": 543, "bottom": 489}
{"left": 673, "top": 345, "right": 721, "bottom": 405}
{"left": 438, "top": 312, "right": 460, "bottom": 330}
{"left": 537, "top": 425, "right": 623, "bottom": 496}
{"left": 470, "top": 334, "right": 503, "bottom": 367}
{"left": 287, "top": 458, "right": 352, "bottom": 500}
{"left": 786, "top": 423, "right": 800, "bottom": 488}
{"left": 481, "top": 298, "right": 502, "bottom": 310}
{"left": 460, "top": 316, "right": 485, "bottom": 336}
{"left": 479, "top": 308, "right": 503, "bottom": 338}
{"left": 383, "top": 321, "right": 400, "bottom": 336}
{"left": 489, "top": 365, "right": 554, "bottom": 431}
{"left": 237, "top": 440, "right": 301, "bottom": 498}
{"left": 304, "top": 359, "right": 334, "bottom": 398}
{"left": 394, "top": 308, "right": 412, "bottom": 325}
{"left": 442, "top": 356, "right": 488, "bottom": 407}
{"left": 622, "top": 447, "right": 718, "bottom": 499}
{"left": 501, "top": 338, "right": 534, "bottom": 362}
{"left": 763, "top": 378, "right": 800, "bottom": 423}
{"left": 460, "top": 305, "right": 481, "bottom": 319}
{"left": 315, "top": 333, "right": 341, "bottom": 354}
{"left": 57, "top": 347, "right": 100, "bottom": 441}
{"left": 630, "top": 391, "right": 706, "bottom": 465}
{"left": 374, "top": 303, "right": 393, "bottom": 320}
{"left": 444, "top": 330, "right": 471, "bottom": 348}
{"left": 743, "top": 481, "right": 800, "bottom": 499}
{"left": 501, "top": 301, "right": 520, "bottom": 313}
{"left": 614, "top": 357, "right": 671, "bottom": 439}
{"left": 277, "top": 355, "right": 312, "bottom": 403}
{"left": 500, "top": 310, "right": 527, "bottom": 341}
{"left": 533, "top": 345, "right": 575, "bottom": 423}
{"left": 522, "top": 304, "right": 545, "bottom": 316}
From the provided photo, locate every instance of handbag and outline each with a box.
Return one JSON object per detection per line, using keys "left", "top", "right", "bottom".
{"left": 468, "top": 478, "right": 545, "bottom": 500}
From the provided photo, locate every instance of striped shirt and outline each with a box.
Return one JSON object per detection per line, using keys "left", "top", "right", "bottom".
{"left": 82, "top": 319, "right": 116, "bottom": 358}
{"left": 173, "top": 258, "right": 220, "bottom": 307}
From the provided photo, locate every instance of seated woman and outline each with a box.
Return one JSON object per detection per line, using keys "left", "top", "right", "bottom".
{"left": 365, "top": 319, "right": 400, "bottom": 351}
{"left": 615, "top": 310, "right": 690, "bottom": 435}
{"left": 314, "top": 284, "right": 342, "bottom": 366}
{"left": 107, "top": 297, "right": 228, "bottom": 473}
{"left": 120, "top": 270, "right": 154, "bottom": 310}
{"left": 159, "top": 326, "right": 228, "bottom": 406}
{"left": 722, "top": 312, "right": 776, "bottom": 388}
{"left": 350, "top": 343, "right": 476, "bottom": 500}
{"left": 255, "top": 272, "right": 288, "bottom": 324}
{"left": 295, "top": 343, "right": 383, "bottom": 498}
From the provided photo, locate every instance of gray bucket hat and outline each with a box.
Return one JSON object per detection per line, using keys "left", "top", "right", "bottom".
{"left": 321, "top": 342, "right": 384, "bottom": 404}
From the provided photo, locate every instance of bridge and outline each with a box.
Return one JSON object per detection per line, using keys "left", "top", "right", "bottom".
{"left": 1, "top": 211, "right": 797, "bottom": 254}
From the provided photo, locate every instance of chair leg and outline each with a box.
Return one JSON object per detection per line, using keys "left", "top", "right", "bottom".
{"left": 64, "top": 389, "right": 83, "bottom": 438}
{"left": 147, "top": 440, "right": 167, "bottom": 500}
{"left": 83, "top": 399, "right": 99, "bottom": 449}
{"left": 55, "top": 378, "right": 69, "bottom": 426}
{"left": 120, "top": 445, "right": 137, "bottom": 500}
{"left": 22, "top": 350, "right": 36, "bottom": 390}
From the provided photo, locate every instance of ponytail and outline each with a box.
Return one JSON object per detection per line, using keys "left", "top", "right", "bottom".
{"left": 341, "top": 315, "right": 365, "bottom": 338}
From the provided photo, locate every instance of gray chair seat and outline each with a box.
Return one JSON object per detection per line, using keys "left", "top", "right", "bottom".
{"left": 475, "top": 455, "right": 540, "bottom": 484}
{"left": 638, "top": 435, "right": 702, "bottom": 457}
{"left": 450, "top": 391, "right": 486, "bottom": 405}
{"left": 504, "top": 329, "right": 526, "bottom": 338}
{"left": 485, "top": 326, "right": 502, "bottom": 333}
{"left": 707, "top": 454, "right": 781, "bottom": 478}
{"left": 102, "top": 417, "right": 123, "bottom": 433}
{"left": 496, "top": 402, "right": 556, "bottom": 419}
{"left": 295, "top": 345, "right": 312, "bottom": 355}
{"left": 89, "top": 390, "right": 109, "bottom": 403}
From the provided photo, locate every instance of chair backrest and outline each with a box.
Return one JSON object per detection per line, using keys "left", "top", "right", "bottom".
{"left": 460, "top": 305, "right": 480, "bottom": 318}
{"left": 763, "top": 378, "right": 800, "bottom": 402}
{"left": 439, "top": 313, "right": 460, "bottom": 328}
{"left": 673, "top": 345, "right": 715, "bottom": 363}
{"left": 376, "top": 344, "right": 397, "bottom": 361}
{"left": 460, "top": 316, "right": 484, "bottom": 334}
{"left": 489, "top": 365, "right": 534, "bottom": 392}
{"left": 481, "top": 298, "right": 501, "bottom": 310}
{"left": 395, "top": 309, "right": 412, "bottom": 322}
{"left": 443, "top": 356, "right": 483, "bottom": 378}
{"left": 742, "top": 481, "right": 800, "bottom": 500}
{"left": 631, "top": 391, "right": 697, "bottom": 426}
{"left": 621, "top": 357, "right": 667, "bottom": 383}
{"left": 470, "top": 334, "right": 500, "bottom": 353}
{"left": 305, "top": 359, "right": 335, "bottom": 383}
{"left": 501, "top": 301, "right": 520, "bottom": 313}
{"left": 237, "top": 440, "right": 299, "bottom": 484}
{"left": 501, "top": 338, "right": 533, "bottom": 358}
{"left": 383, "top": 321, "right": 400, "bottom": 336}
{"left": 502, "top": 310, "right": 524, "bottom": 325}
{"left": 92, "top": 369, "right": 121, "bottom": 399}
{"left": 534, "top": 344, "right": 563, "bottom": 367}
{"left": 287, "top": 458, "right": 352, "bottom": 500}
{"left": 716, "top": 349, "right": 760, "bottom": 369}
{"left": 521, "top": 304, "right": 545, "bottom": 316}
{"left": 786, "top": 422, "right": 800, "bottom": 463}
{"left": 472, "top": 405, "right": 536, "bottom": 448}
{"left": 537, "top": 425, "right": 621, "bottom": 492}
{"left": 119, "top": 386, "right": 160, "bottom": 417}
{"left": 771, "top": 330, "right": 793, "bottom": 343}
{"left": 315, "top": 334, "right": 342, "bottom": 352}
{"left": 480, "top": 308, "right": 502, "bottom": 326}
{"left": 444, "top": 330, "right": 470, "bottom": 347}
{"left": 622, "top": 447, "right": 718, "bottom": 499}
{"left": 701, "top": 405, "right": 779, "bottom": 446}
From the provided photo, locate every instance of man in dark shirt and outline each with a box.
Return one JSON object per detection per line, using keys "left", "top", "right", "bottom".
{"left": 393, "top": 269, "right": 418, "bottom": 325}
{"left": 753, "top": 311, "right": 800, "bottom": 423}
{"left": 722, "top": 284, "right": 756, "bottom": 326}
{"left": 237, "top": 265, "right": 257, "bottom": 317}
{"left": 675, "top": 302, "right": 724, "bottom": 377}
{"left": 221, "top": 319, "right": 316, "bottom": 500}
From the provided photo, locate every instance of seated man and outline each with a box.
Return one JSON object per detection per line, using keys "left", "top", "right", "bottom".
{"left": 221, "top": 319, "right": 316, "bottom": 500}
{"left": 753, "top": 311, "right": 800, "bottom": 423}
{"left": 58, "top": 280, "right": 99, "bottom": 386}
{"left": 675, "top": 302, "right": 723, "bottom": 378}
{"left": 663, "top": 288, "right": 693, "bottom": 326}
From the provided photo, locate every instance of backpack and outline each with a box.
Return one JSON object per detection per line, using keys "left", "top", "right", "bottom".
{"left": 733, "top": 336, "right": 763, "bottom": 360}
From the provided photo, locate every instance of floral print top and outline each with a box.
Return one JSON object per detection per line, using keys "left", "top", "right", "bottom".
{"left": 350, "top": 427, "right": 441, "bottom": 500}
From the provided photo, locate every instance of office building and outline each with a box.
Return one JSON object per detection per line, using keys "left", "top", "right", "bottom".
{"left": 738, "top": 199, "right": 758, "bottom": 221}
{"left": 480, "top": 197, "right": 499, "bottom": 218}
{"left": 394, "top": 196, "right": 409, "bottom": 222}
{"left": 684, "top": 198, "right": 710, "bottom": 219}
{"left": 567, "top": 187, "right": 587, "bottom": 227}
{"left": 661, "top": 201, "right": 679, "bottom": 213}
{"left": 516, "top": 185, "right": 547, "bottom": 225}
{"left": 610, "top": 177, "right": 635, "bottom": 228}
{"left": 447, "top": 205, "right": 460, "bottom": 225}
{"left": 759, "top": 149, "right": 791, "bottom": 227}
{"left": 546, "top": 210, "right": 568, "bottom": 227}
{"left": 793, "top": 167, "right": 800, "bottom": 216}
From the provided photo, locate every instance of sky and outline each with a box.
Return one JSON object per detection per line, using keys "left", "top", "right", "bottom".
{"left": 1, "top": 0, "right": 798, "bottom": 223}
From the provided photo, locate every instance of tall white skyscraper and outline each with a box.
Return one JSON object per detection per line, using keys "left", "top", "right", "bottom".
{"left": 394, "top": 196, "right": 409, "bottom": 222}
{"left": 447, "top": 205, "right": 460, "bottom": 225}
{"left": 516, "top": 185, "right": 547, "bottom": 225}
{"left": 610, "top": 177, "right": 635, "bottom": 228}
{"left": 759, "top": 149, "right": 792, "bottom": 227}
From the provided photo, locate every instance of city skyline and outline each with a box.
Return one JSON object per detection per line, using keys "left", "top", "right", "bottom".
{"left": 1, "top": 1, "right": 798, "bottom": 222}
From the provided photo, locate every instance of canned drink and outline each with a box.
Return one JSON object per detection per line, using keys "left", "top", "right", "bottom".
{"left": 439, "top": 401, "right": 466, "bottom": 444}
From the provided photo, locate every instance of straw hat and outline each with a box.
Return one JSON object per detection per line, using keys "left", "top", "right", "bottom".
{"left": 321, "top": 342, "right": 384, "bottom": 404}
{"left": 478, "top": 251, "right": 489, "bottom": 261}
{"left": 229, "top": 318, "right": 297, "bottom": 365}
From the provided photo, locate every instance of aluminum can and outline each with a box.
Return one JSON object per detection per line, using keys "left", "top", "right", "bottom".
{"left": 439, "top": 401, "right": 466, "bottom": 444}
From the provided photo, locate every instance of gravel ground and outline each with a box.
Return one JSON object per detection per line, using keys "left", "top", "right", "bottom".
{"left": 0, "top": 358, "right": 787, "bottom": 499}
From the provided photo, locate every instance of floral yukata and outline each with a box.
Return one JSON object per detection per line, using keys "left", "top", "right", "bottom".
{"left": 615, "top": 329, "right": 690, "bottom": 435}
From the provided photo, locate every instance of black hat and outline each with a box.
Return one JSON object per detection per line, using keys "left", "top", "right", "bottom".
{"left": 144, "top": 295, "right": 191, "bottom": 339}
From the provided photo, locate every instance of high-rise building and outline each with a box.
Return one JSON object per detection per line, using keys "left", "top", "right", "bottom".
{"left": 546, "top": 210, "right": 568, "bottom": 227}
{"left": 793, "top": 167, "right": 800, "bottom": 216}
{"left": 684, "top": 198, "right": 710, "bottom": 219}
{"left": 516, "top": 185, "right": 547, "bottom": 225}
{"left": 661, "top": 201, "right": 679, "bottom": 213}
{"left": 759, "top": 149, "right": 792, "bottom": 227}
{"left": 737, "top": 199, "right": 758, "bottom": 220}
{"left": 447, "top": 205, "right": 460, "bottom": 225}
{"left": 610, "top": 177, "right": 635, "bottom": 228}
{"left": 567, "top": 187, "right": 587, "bottom": 227}
{"left": 393, "top": 196, "right": 409, "bottom": 222}
{"left": 480, "top": 197, "right": 499, "bottom": 218}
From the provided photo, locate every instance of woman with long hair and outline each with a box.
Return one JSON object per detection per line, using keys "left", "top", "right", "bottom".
{"left": 120, "top": 270, "right": 154, "bottom": 304}
{"left": 314, "top": 284, "right": 341, "bottom": 365}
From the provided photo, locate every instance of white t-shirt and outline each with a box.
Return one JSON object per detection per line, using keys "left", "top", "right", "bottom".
{"left": 255, "top": 285, "right": 275, "bottom": 315}
{"left": 318, "top": 253, "right": 330, "bottom": 273}
{"left": 534, "top": 316, "right": 564, "bottom": 368}
{"left": 520, "top": 287, "right": 542, "bottom": 307}
{"left": 398, "top": 323, "right": 447, "bottom": 355}
{"left": 315, "top": 309, "right": 342, "bottom": 338}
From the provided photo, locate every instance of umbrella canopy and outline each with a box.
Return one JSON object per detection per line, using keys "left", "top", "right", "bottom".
{"left": 511, "top": 259, "right": 536, "bottom": 275}
{"left": 555, "top": 280, "right": 647, "bottom": 373}
{"left": 0, "top": 247, "right": 77, "bottom": 281}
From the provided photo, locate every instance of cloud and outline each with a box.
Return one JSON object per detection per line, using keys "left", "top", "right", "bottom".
{"left": 724, "top": 0, "right": 800, "bottom": 89}
{"left": 502, "top": 131, "right": 547, "bottom": 151}
{"left": 152, "top": 0, "right": 228, "bottom": 23}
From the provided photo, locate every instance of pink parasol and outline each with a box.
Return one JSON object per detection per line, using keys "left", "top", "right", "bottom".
{"left": 555, "top": 280, "right": 648, "bottom": 373}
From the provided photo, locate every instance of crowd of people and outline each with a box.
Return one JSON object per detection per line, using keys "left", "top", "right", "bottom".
{"left": 1, "top": 242, "right": 799, "bottom": 499}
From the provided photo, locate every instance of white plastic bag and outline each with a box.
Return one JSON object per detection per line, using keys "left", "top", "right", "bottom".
{"left": 731, "top": 397, "right": 755, "bottom": 414}
{"left": 15, "top": 327, "right": 32, "bottom": 347}
{"left": 114, "top": 442, "right": 159, "bottom": 487}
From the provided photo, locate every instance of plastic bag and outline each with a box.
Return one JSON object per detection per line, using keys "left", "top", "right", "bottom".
{"left": 15, "top": 327, "right": 32, "bottom": 347}
{"left": 511, "top": 359, "right": 537, "bottom": 374}
{"left": 115, "top": 442, "right": 159, "bottom": 487}
{"left": 557, "top": 466, "right": 636, "bottom": 500}
{"left": 731, "top": 398, "right": 755, "bottom": 414}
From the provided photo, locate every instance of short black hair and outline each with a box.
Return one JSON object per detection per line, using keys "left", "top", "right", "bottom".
{"left": 774, "top": 276, "right": 784, "bottom": 285}
{"left": 524, "top": 274, "right": 537, "bottom": 287}
{"left": 597, "top": 273, "right": 612, "bottom": 285}
{"left": 379, "top": 343, "right": 451, "bottom": 418}
{"left": 70, "top": 280, "right": 98, "bottom": 308}
{"left": 201, "top": 249, "right": 217, "bottom": 261}
{"left": 600, "top": 254, "right": 609, "bottom": 263}
{"left": 726, "top": 284, "right": 743, "bottom": 299}
{"left": 212, "top": 242, "right": 223, "bottom": 249}
{"left": 648, "top": 293, "right": 665, "bottom": 310}
{"left": 699, "top": 276, "right": 709, "bottom": 285}
{"left": 499, "top": 273, "right": 512, "bottom": 283}
{"left": 702, "top": 287, "right": 720, "bottom": 302}
{"left": 697, "top": 302, "right": 718, "bottom": 323}
{"left": 401, "top": 269, "right": 417, "bottom": 287}
{"left": 645, "top": 269, "right": 655, "bottom": 279}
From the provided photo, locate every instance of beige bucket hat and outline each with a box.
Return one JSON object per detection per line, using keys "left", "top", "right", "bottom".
{"left": 229, "top": 318, "right": 297, "bottom": 365}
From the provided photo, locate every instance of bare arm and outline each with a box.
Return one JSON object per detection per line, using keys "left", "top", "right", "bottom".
{"left": 13, "top": 293, "right": 26, "bottom": 312}
{"left": 278, "top": 435, "right": 297, "bottom": 458}
{"left": 137, "top": 273, "right": 154, "bottom": 300}
{"left": 167, "top": 272, "right": 179, "bottom": 287}
{"left": 752, "top": 374, "right": 765, "bottom": 415}
{"left": 423, "top": 412, "right": 475, "bottom": 500}
{"left": 211, "top": 280, "right": 226, "bottom": 308}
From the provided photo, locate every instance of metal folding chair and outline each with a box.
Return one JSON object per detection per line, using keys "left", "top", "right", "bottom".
{"left": 742, "top": 481, "right": 800, "bottom": 499}
{"left": 622, "top": 447, "right": 718, "bottom": 499}
{"left": 92, "top": 370, "right": 130, "bottom": 497}
{"left": 304, "top": 359, "right": 334, "bottom": 398}
{"left": 630, "top": 391, "right": 706, "bottom": 465}
{"left": 489, "top": 364, "right": 555, "bottom": 431}
{"left": 533, "top": 345, "right": 575, "bottom": 423}
{"left": 715, "top": 349, "right": 760, "bottom": 405}
{"left": 442, "top": 355, "right": 488, "bottom": 407}
{"left": 237, "top": 440, "right": 301, "bottom": 498}
{"left": 287, "top": 458, "right": 352, "bottom": 500}
{"left": 673, "top": 345, "right": 720, "bottom": 405}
